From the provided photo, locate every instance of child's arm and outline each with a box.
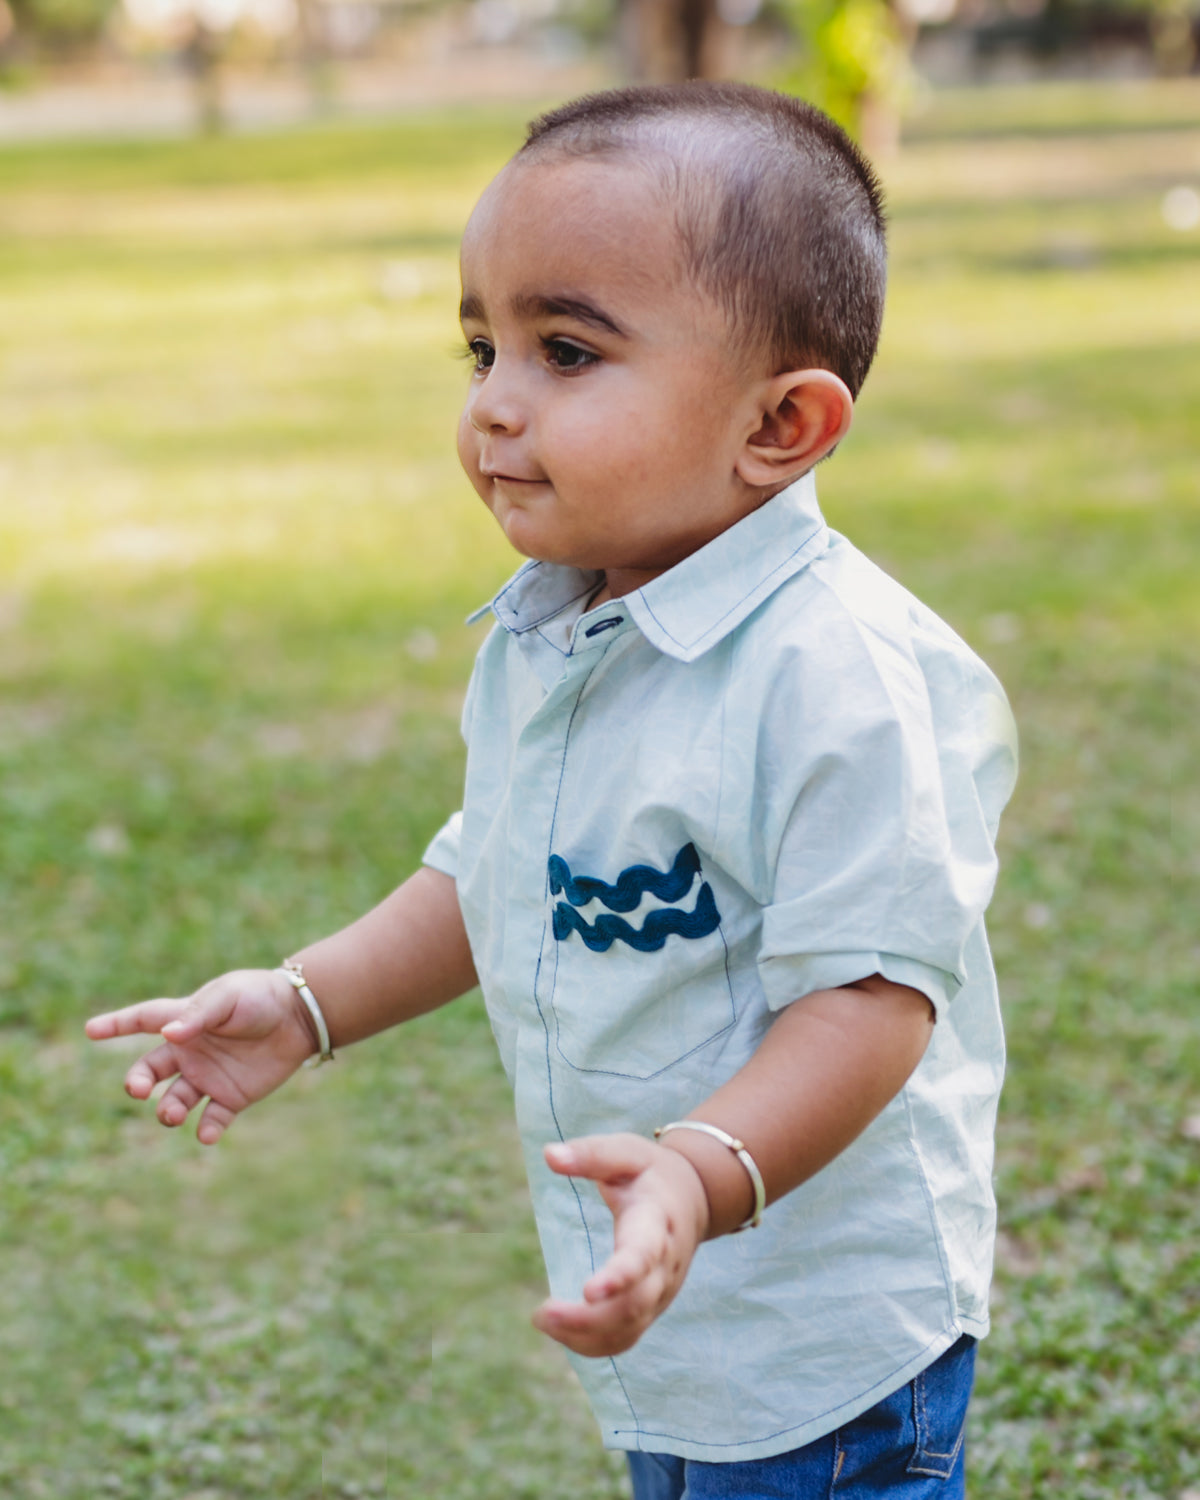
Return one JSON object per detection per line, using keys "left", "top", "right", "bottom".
{"left": 531, "top": 974, "right": 933, "bottom": 1358}
{"left": 85, "top": 867, "right": 476, "bottom": 1144}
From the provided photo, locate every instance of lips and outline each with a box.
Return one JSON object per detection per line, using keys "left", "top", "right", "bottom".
{"left": 483, "top": 470, "right": 546, "bottom": 484}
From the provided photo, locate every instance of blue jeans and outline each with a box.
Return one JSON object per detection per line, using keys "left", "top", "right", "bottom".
{"left": 627, "top": 1335, "right": 976, "bottom": 1500}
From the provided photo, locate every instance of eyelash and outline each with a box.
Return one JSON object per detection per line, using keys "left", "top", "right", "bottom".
{"left": 459, "top": 337, "right": 599, "bottom": 374}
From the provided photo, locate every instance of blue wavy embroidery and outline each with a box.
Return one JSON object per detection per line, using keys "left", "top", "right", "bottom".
{"left": 548, "top": 842, "right": 701, "bottom": 913}
{"left": 548, "top": 842, "right": 721, "bottom": 952}
{"left": 552, "top": 880, "right": 720, "bottom": 953}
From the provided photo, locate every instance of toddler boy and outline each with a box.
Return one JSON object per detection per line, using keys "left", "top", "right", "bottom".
{"left": 89, "top": 82, "right": 1017, "bottom": 1498}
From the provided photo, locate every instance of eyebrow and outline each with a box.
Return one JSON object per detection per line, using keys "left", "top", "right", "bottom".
{"left": 459, "top": 292, "right": 485, "bottom": 324}
{"left": 458, "top": 290, "right": 629, "bottom": 338}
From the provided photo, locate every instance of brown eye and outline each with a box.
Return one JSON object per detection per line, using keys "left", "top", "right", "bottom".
{"left": 545, "top": 339, "right": 597, "bottom": 371}
{"left": 467, "top": 339, "right": 494, "bottom": 371}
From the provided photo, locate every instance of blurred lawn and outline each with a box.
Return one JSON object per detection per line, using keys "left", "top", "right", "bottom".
{"left": 1, "top": 80, "right": 1198, "bottom": 1498}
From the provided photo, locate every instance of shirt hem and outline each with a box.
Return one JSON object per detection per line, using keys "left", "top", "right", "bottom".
{"left": 600, "top": 1322, "right": 983, "bottom": 1462}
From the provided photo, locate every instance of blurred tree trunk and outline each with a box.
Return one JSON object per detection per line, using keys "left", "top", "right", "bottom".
{"left": 1150, "top": 0, "right": 1197, "bottom": 73}
{"left": 619, "top": 0, "right": 737, "bottom": 78}
{"left": 294, "top": 0, "right": 338, "bottom": 114}
{"left": 182, "top": 18, "right": 225, "bottom": 134}
{"left": 860, "top": 0, "right": 916, "bottom": 156}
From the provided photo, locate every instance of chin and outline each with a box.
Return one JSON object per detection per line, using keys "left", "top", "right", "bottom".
{"left": 497, "top": 517, "right": 560, "bottom": 562}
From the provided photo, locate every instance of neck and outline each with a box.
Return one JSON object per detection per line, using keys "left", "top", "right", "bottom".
{"left": 592, "top": 565, "right": 665, "bottom": 603}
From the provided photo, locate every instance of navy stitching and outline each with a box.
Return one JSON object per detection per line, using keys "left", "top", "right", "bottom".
{"left": 606, "top": 1331, "right": 954, "bottom": 1448}
{"left": 634, "top": 523, "right": 825, "bottom": 652}
{"left": 492, "top": 560, "right": 542, "bottom": 614}
{"left": 532, "top": 624, "right": 569, "bottom": 659}
{"left": 552, "top": 1006, "right": 736, "bottom": 1079}
{"left": 529, "top": 664, "right": 601, "bottom": 1274}
{"left": 712, "top": 652, "right": 727, "bottom": 851}
{"left": 901, "top": 1087, "right": 957, "bottom": 1308}
{"left": 524, "top": 655, "right": 640, "bottom": 1433}
{"left": 493, "top": 564, "right": 601, "bottom": 632}
{"left": 607, "top": 1354, "right": 639, "bottom": 1440}
{"left": 547, "top": 860, "right": 737, "bottom": 1079}
{"left": 547, "top": 860, "right": 736, "bottom": 1079}
{"left": 716, "top": 918, "right": 737, "bottom": 1042}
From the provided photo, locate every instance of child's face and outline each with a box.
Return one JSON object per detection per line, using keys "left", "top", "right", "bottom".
{"left": 457, "top": 155, "right": 773, "bottom": 593}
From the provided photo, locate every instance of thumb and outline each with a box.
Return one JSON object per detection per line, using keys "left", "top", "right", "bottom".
{"left": 544, "top": 1132, "right": 656, "bottom": 1186}
{"left": 161, "top": 981, "right": 236, "bottom": 1043}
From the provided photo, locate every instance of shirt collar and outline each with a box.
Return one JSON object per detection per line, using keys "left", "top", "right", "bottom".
{"left": 467, "top": 472, "right": 828, "bottom": 663}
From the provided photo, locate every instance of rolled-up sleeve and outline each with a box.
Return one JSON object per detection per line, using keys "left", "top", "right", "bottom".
{"left": 422, "top": 809, "right": 463, "bottom": 880}
{"left": 751, "top": 607, "right": 1016, "bottom": 1019}
{"left": 760, "top": 949, "right": 957, "bottom": 1014}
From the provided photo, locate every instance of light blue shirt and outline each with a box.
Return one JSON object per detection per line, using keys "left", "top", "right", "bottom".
{"left": 423, "top": 473, "right": 1018, "bottom": 1462}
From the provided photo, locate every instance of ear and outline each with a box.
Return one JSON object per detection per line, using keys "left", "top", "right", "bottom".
{"left": 734, "top": 369, "right": 854, "bottom": 489}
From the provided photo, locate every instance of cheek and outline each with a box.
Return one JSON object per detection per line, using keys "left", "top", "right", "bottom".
{"left": 456, "top": 410, "right": 485, "bottom": 490}
{"left": 547, "top": 400, "right": 650, "bottom": 486}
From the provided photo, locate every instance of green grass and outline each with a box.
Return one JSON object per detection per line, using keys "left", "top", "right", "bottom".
{"left": 2, "top": 82, "right": 1198, "bottom": 1497}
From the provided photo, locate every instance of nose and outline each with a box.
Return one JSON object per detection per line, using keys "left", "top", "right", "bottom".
{"left": 466, "top": 354, "right": 527, "bottom": 437}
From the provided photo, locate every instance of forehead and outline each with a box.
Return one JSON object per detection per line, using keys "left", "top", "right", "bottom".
{"left": 459, "top": 155, "right": 687, "bottom": 309}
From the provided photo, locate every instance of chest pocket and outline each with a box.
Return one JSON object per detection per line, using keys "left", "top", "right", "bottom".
{"left": 543, "top": 842, "right": 737, "bottom": 1078}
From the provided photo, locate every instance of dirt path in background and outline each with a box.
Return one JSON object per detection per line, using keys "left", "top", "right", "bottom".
{"left": 0, "top": 44, "right": 607, "bottom": 142}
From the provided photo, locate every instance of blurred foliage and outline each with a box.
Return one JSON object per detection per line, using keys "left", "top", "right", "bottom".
{"left": 776, "top": 0, "right": 911, "bottom": 136}
{"left": 6, "top": 0, "right": 117, "bottom": 52}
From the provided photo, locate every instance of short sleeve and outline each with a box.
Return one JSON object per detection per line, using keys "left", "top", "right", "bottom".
{"left": 422, "top": 810, "right": 463, "bottom": 880}
{"left": 751, "top": 596, "right": 1017, "bottom": 1019}
{"left": 420, "top": 642, "right": 488, "bottom": 882}
{"left": 764, "top": 950, "right": 957, "bottom": 1014}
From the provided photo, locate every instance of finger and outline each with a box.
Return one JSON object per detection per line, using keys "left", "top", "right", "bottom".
{"left": 584, "top": 1241, "right": 656, "bottom": 1302}
{"left": 585, "top": 1194, "right": 672, "bottom": 1302}
{"left": 156, "top": 1076, "right": 204, "bottom": 1128}
{"left": 86, "top": 999, "right": 189, "bottom": 1041}
{"left": 544, "top": 1133, "right": 655, "bottom": 1185}
{"left": 542, "top": 1256, "right": 668, "bottom": 1331}
{"left": 532, "top": 1277, "right": 666, "bottom": 1358}
{"left": 160, "top": 982, "right": 238, "bottom": 1045}
{"left": 196, "top": 1098, "right": 236, "bottom": 1147}
{"left": 124, "top": 1042, "right": 182, "bottom": 1100}
{"left": 533, "top": 1296, "right": 612, "bottom": 1354}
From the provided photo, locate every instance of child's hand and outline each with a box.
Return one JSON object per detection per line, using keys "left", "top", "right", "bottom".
{"left": 531, "top": 1134, "right": 709, "bottom": 1358}
{"left": 85, "top": 969, "right": 319, "bottom": 1144}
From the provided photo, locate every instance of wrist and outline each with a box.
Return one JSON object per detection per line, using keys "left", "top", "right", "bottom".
{"left": 278, "top": 959, "right": 335, "bottom": 1065}
{"left": 654, "top": 1142, "right": 712, "bottom": 1242}
{"left": 271, "top": 968, "right": 322, "bottom": 1060}
{"left": 655, "top": 1131, "right": 756, "bottom": 1240}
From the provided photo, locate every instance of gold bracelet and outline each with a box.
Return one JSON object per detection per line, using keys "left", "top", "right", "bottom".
{"left": 654, "top": 1120, "right": 765, "bottom": 1231}
{"left": 277, "top": 960, "right": 335, "bottom": 1066}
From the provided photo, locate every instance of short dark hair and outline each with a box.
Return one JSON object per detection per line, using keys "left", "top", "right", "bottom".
{"left": 521, "top": 82, "right": 887, "bottom": 397}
